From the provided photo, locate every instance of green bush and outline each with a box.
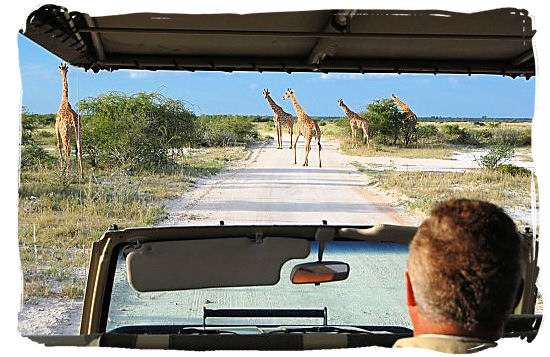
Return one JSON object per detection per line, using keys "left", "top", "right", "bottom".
{"left": 78, "top": 90, "right": 196, "bottom": 171}
{"left": 472, "top": 129, "right": 493, "bottom": 142}
{"left": 493, "top": 128, "right": 531, "bottom": 147}
{"left": 495, "top": 164, "right": 531, "bottom": 177}
{"left": 21, "top": 143, "right": 54, "bottom": 168}
{"left": 364, "top": 98, "right": 407, "bottom": 145}
{"left": 196, "top": 115, "right": 259, "bottom": 146}
{"left": 441, "top": 124, "right": 478, "bottom": 145}
{"left": 442, "top": 124, "right": 463, "bottom": 136}
{"left": 335, "top": 117, "right": 350, "bottom": 128}
{"left": 418, "top": 124, "right": 438, "bottom": 139}
{"left": 475, "top": 144, "right": 515, "bottom": 169}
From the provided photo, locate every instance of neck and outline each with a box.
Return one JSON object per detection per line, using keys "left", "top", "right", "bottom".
{"left": 409, "top": 306, "right": 500, "bottom": 341}
{"left": 62, "top": 75, "right": 69, "bottom": 101}
{"left": 266, "top": 95, "right": 281, "bottom": 112}
{"left": 341, "top": 103, "right": 353, "bottom": 116}
{"left": 289, "top": 94, "right": 305, "bottom": 115}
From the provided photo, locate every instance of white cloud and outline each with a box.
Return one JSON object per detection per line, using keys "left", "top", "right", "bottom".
{"left": 128, "top": 71, "right": 153, "bottom": 79}
{"left": 317, "top": 73, "right": 398, "bottom": 81}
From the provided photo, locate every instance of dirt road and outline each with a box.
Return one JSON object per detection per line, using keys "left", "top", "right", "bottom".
{"left": 161, "top": 139, "right": 419, "bottom": 227}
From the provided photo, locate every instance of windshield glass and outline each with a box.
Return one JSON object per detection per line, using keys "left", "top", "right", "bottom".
{"left": 106, "top": 241, "right": 409, "bottom": 331}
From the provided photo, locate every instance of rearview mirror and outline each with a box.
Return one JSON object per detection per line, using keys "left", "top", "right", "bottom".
{"left": 290, "top": 261, "right": 349, "bottom": 284}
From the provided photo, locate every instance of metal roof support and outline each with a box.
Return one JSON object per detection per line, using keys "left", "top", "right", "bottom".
{"left": 308, "top": 11, "right": 356, "bottom": 65}
{"left": 82, "top": 14, "right": 106, "bottom": 61}
{"left": 511, "top": 50, "right": 535, "bottom": 66}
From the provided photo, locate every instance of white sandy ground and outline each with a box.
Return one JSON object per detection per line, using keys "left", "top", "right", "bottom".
{"left": 17, "top": 139, "right": 540, "bottom": 336}
{"left": 346, "top": 148, "right": 535, "bottom": 173}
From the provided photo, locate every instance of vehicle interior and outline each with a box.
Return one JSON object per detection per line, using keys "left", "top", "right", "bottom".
{"left": 21, "top": 4, "right": 541, "bottom": 350}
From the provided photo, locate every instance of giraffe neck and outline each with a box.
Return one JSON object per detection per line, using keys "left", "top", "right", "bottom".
{"left": 62, "top": 74, "right": 69, "bottom": 101}
{"left": 393, "top": 97, "right": 407, "bottom": 111}
{"left": 289, "top": 94, "right": 306, "bottom": 118}
{"left": 266, "top": 95, "right": 283, "bottom": 113}
{"left": 341, "top": 103, "right": 355, "bottom": 118}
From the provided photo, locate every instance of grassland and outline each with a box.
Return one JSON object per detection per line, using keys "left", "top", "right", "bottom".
{"left": 19, "top": 129, "right": 247, "bottom": 302}
{"left": 351, "top": 162, "right": 534, "bottom": 221}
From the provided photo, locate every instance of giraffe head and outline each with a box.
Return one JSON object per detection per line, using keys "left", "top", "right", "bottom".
{"left": 282, "top": 88, "right": 294, "bottom": 101}
{"left": 59, "top": 63, "right": 69, "bottom": 76}
{"left": 262, "top": 89, "right": 270, "bottom": 98}
{"left": 337, "top": 99, "right": 344, "bottom": 107}
{"left": 391, "top": 94, "right": 397, "bottom": 99}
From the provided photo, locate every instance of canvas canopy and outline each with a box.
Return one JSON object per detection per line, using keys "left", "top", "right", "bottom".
{"left": 21, "top": 5, "right": 535, "bottom": 78}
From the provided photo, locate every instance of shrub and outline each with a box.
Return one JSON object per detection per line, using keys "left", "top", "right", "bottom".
{"left": 21, "top": 143, "right": 54, "bottom": 168}
{"left": 78, "top": 91, "right": 196, "bottom": 171}
{"left": 495, "top": 164, "right": 531, "bottom": 177}
{"left": 364, "top": 98, "right": 407, "bottom": 145}
{"left": 442, "top": 124, "right": 463, "bottom": 136}
{"left": 493, "top": 128, "right": 531, "bottom": 147}
{"left": 475, "top": 144, "right": 515, "bottom": 169}
{"left": 196, "top": 115, "right": 258, "bottom": 146}
{"left": 441, "top": 124, "right": 478, "bottom": 145}
{"left": 418, "top": 124, "right": 438, "bottom": 139}
{"left": 472, "top": 129, "right": 493, "bottom": 142}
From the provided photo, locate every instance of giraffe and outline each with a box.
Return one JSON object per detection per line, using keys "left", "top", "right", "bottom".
{"left": 262, "top": 89, "right": 294, "bottom": 149}
{"left": 391, "top": 93, "right": 418, "bottom": 145}
{"left": 282, "top": 88, "right": 322, "bottom": 167}
{"left": 55, "top": 63, "right": 83, "bottom": 178}
{"left": 337, "top": 99, "right": 370, "bottom": 148}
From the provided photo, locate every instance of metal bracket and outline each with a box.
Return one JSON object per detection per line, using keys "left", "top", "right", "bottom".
{"left": 314, "top": 226, "right": 335, "bottom": 262}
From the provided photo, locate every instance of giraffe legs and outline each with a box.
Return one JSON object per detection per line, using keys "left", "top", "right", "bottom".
{"left": 362, "top": 125, "right": 370, "bottom": 148}
{"left": 275, "top": 123, "right": 282, "bottom": 149}
{"left": 351, "top": 125, "right": 357, "bottom": 148}
{"left": 317, "top": 138, "right": 322, "bottom": 168}
{"left": 76, "top": 120, "right": 84, "bottom": 178}
{"left": 55, "top": 122, "right": 64, "bottom": 170}
{"left": 289, "top": 125, "right": 293, "bottom": 149}
{"left": 303, "top": 135, "right": 313, "bottom": 166}
{"left": 293, "top": 133, "right": 300, "bottom": 164}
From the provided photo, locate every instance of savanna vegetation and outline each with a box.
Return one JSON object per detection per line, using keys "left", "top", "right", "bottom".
{"left": 319, "top": 97, "right": 535, "bottom": 222}
{"left": 19, "top": 91, "right": 257, "bottom": 302}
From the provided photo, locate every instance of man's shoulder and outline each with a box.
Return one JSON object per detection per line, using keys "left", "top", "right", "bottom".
{"left": 393, "top": 334, "right": 498, "bottom": 354}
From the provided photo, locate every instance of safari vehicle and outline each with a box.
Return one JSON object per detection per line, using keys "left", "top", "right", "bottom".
{"left": 21, "top": 4, "right": 541, "bottom": 350}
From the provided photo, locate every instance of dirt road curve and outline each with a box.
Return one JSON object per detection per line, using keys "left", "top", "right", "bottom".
{"left": 161, "top": 139, "right": 419, "bottom": 227}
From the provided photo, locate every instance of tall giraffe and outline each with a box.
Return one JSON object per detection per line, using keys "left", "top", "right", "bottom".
{"left": 338, "top": 99, "right": 370, "bottom": 148}
{"left": 55, "top": 63, "right": 83, "bottom": 177}
{"left": 262, "top": 89, "right": 294, "bottom": 149}
{"left": 282, "top": 88, "right": 322, "bottom": 167}
{"left": 391, "top": 94, "right": 418, "bottom": 145}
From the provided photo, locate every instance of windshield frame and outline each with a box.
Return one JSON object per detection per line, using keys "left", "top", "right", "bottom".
{"left": 81, "top": 224, "right": 416, "bottom": 334}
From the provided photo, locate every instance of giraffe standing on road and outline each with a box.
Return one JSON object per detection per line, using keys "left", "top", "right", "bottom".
{"left": 391, "top": 94, "right": 418, "bottom": 145}
{"left": 338, "top": 99, "right": 370, "bottom": 148}
{"left": 282, "top": 88, "right": 322, "bottom": 167}
{"left": 262, "top": 89, "right": 294, "bottom": 149}
{"left": 55, "top": 63, "right": 83, "bottom": 177}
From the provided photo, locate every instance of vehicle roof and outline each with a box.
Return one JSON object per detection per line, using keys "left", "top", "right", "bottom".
{"left": 21, "top": 5, "right": 535, "bottom": 78}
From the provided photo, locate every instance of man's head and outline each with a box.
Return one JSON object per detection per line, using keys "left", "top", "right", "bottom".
{"left": 406, "top": 199, "right": 524, "bottom": 340}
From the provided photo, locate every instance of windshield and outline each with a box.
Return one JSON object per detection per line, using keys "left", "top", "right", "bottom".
{"left": 106, "top": 241, "right": 409, "bottom": 331}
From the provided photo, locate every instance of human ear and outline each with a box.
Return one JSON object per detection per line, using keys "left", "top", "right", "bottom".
{"left": 405, "top": 271, "right": 417, "bottom": 307}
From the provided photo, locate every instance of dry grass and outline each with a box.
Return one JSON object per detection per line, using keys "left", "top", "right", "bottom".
{"left": 352, "top": 162, "right": 535, "bottom": 223}
{"left": 19, "top": 146, "right": 248, "bottom": 301}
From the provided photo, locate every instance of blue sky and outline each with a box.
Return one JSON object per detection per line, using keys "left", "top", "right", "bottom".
{"left": 18, "top": 33, "right": 536, "bottom": 118}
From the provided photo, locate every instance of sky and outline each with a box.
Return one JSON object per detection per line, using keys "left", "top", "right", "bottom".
{"left": 18, "top": 33, "right": 535, "bottom": 118}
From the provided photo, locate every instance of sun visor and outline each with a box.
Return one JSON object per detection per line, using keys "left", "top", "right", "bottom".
{"left": 125, "top": 237, "right": 310, "bottom": 292}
